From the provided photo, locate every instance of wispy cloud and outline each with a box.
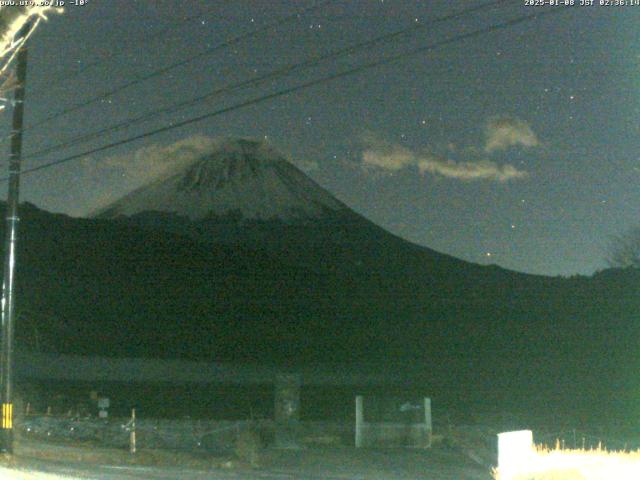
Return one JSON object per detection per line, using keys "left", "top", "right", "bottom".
{"left": 361, "top": 134, "right": 415, "bottom": 171}
{"left": 104, "top": 135, "right": 217, "bottom": 186}
{"left": 484, "top": 116, "right": 539, "bottom": 153}
{"left": 417, "top": 156, "right": 527, "bottom": 182}
{"left": 83, "top": 135, "right": 321, "bottom": 215}
{"left": 360, "top": 132, "right": 528, "bottom": 182}
{"left": 82, "top": 135, "right": 221, "bottom": 215}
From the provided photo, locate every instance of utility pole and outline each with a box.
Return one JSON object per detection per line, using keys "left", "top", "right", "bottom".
{"left": 0, "top": 23, "right": 30, "bottom": 454}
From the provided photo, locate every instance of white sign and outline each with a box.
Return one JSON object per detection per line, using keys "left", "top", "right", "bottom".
{"left": 497, "top": 430, "right": 534, "bottom": 477}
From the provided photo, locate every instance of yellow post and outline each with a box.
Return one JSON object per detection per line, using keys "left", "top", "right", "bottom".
{"left": 1, "top": 403, "right": 12, "bottom": 429}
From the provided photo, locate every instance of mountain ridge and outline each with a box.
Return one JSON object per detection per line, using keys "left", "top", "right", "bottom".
{"left": 93, "top": 137, "right": 517, "bottom": 279}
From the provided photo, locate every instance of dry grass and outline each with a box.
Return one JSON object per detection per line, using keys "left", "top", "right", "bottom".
{"left": 234, "top": 428, "right": 262, "bottom": 467}
{"left": 494, "top": 444, "right": 640, "bottom": 480}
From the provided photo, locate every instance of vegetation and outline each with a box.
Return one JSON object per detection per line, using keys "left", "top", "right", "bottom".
{"left": 494, "top": 444, "right": 640, "bottom": 480}
{"left": 5, "top": 202, "right": 640, "bottom": 426}
{"left": 607, "top": 226, "right": 640, "bottom": 269}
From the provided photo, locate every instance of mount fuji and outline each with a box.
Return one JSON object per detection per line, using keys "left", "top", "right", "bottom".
{"left": 94, "top": 137, "right": 476, "bottom": 275}
{"left": 95, "top": 138, "right": 347, "bottom": 223}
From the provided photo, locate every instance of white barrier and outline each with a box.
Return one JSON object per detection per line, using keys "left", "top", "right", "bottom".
{"left": 496, "top": 430, "right": 534, "bottom": 479}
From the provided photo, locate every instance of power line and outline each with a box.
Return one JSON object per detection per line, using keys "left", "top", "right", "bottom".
{"left": 23, "top": 0, "right": 332, "bottom": 132}
{"left": 23, "top": 0, "right": 510, "bottom": 162}
{"left": 17, "top": 7, "right": 569, "bottom": 178}
{"left": 5, "top": 7, "right": 572, "bottom": 182}
{"left": 31, "top": 3, "right": 222, "bottom": 95}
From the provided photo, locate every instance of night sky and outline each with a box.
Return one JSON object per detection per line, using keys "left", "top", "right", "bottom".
{"left": 1, "top": 0, "right": 638, "bottom": 276}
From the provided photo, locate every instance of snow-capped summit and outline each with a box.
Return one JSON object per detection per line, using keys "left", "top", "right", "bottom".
{"left": 95, "top": 138, "right": 346, "bottom": 222}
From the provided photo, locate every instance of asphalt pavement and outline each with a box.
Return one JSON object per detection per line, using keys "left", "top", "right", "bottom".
{"left": 0, "top": 461, "right": 370, "bottom": 480}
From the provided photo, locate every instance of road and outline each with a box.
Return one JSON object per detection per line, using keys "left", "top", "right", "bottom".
{"left": 0, "top": 462, "right": 369, "bottom": 480}
{"left": 2, "top": 437, "right": 493, "bottom": 479}
{"left": 0, "top": 450, "right": 493, "bottom": 480}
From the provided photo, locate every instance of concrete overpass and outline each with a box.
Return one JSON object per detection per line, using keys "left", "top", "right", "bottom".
{"left": 13, "top": 351, "right": 414, "bottom": 387}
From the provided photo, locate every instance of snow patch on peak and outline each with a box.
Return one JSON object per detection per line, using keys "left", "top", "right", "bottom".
{"left": 95, "top": 137, "right": 346, "bottom": 222}
{"left": 210, "top": 137, "right": 284, "bottom": 162}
